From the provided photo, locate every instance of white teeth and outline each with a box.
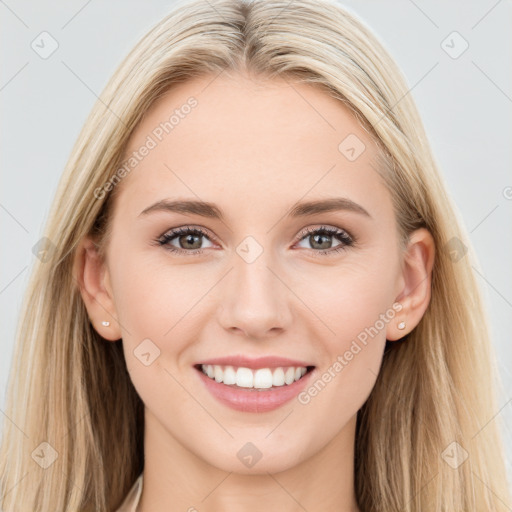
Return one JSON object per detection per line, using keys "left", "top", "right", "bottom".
{"left": 284, "top": 367, "right": 295, "bottom": 385}
{"left": 253, "top": 368, "right": 273, "bottom": 389}
{"left": 200, "top": 364, "right": 309, "bottom": 389}
{"left": 222, "top": 365, "right": 236, "bottom": 385}
{"left": 236, "top": 367, "right": 253, "bottom": 388}
{"left": 272, "top": 367, "right": 285, "bottom": 387}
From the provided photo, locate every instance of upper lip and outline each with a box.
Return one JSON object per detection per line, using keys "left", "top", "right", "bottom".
{"left": 194, "top": 355, "right": 315, "bottom": 370}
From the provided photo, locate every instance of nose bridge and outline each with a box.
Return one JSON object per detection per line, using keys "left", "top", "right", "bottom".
{"left": 218, "top": 241, "right": 291, "bottom": 337}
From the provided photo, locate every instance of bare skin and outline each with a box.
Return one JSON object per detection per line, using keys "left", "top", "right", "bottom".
{"left": 76, "top": 71, "right": 434, "bottom": 512}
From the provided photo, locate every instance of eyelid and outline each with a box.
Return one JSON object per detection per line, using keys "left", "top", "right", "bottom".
{"left": 293, "top": 224, "right": 354, "bottom": 244}
{"left": 160, "top": 225, "right": 219, "bottom": 244}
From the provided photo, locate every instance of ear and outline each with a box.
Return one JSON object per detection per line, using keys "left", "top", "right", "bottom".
{"left": 386, "top": 227, "right": 435, "bottom": 341}
{"left": 74, "top": 236, "right": 122, "bottom": 341}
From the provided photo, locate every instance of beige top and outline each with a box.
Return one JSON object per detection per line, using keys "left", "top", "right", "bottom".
{"left": 115, "top": 473, "right": 143, "bottom": 512}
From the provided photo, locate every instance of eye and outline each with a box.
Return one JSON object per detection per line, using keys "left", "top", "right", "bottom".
{"left": 154, "top": 224, "right": 355, "bottom": 257}
{"left": 155, "top": 226, "right": 215, "bottom": 255}
{"left": 294, "top": 225, "right": 355, "bottom": 256}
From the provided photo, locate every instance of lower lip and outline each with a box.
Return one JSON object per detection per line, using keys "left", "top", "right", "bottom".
{"left": 195, "top": 367, "right": 316, "bottom": 413}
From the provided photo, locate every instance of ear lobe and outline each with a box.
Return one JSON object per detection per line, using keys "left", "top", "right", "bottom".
{"left": 386, "top": 227, "right": 435, "bottom": 341}
{"left": 74, "top": 236, "right": 122, "bottom": 341}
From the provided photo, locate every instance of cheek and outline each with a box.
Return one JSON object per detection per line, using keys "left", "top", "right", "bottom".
{"left": 110, "top": 248, "right": 212, "bottom": 341}
{"left": 292, "top": 252, "right": 398, "bottom": 401}
{"left": 108, "top": 248, "right": 229, "bottom": 392}
{"left": 295, "top": 257, "right": 398, "bottom": 348}
{"left": 293, "top": 271, "right": 392, "bottom": 442}
{"left": 109, "top": 253, "right": 210, "bottom": 401}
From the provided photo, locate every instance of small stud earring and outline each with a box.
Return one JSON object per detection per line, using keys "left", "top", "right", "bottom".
{"left": 101, "top": 321, "right": 110, "bottom": 327}
{"left": 397, "top": 321, "right": 406, "bottom": 330}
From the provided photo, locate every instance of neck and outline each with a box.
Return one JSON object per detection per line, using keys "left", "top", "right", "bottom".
{"left": 137, "top": 409, "right": 361, "bottom": 512}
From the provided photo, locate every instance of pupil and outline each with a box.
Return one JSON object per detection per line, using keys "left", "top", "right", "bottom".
{"left": 311, "top": 233, "right": 331, "bottom": 250}
{"left": 181, "top": 234, "right": 201, "bottom": 249}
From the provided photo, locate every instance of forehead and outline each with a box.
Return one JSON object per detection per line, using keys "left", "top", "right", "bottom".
{"left": 113, "top": 73, "right": 389, "bottom": 221}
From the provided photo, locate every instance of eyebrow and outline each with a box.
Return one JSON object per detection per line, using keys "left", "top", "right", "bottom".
{"left": 138, "top": 197, "right": 371, "bottom": 220}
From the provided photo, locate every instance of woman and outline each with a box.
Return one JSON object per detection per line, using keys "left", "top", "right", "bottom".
{"left": 0, "top": 0, "right": 510, "bottom": 510}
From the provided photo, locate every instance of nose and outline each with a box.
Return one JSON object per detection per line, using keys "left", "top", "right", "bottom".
{"left": 217, "top": 250, "right": 293, "bottom": 339}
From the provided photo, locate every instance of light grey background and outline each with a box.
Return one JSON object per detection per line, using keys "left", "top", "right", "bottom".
{"left": 1, "top": 0, "right": 511, "bottom": 491}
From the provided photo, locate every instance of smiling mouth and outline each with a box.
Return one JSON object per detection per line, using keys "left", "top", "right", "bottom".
{"left": 194, "top": 364, "right": 315, "bottom": 391}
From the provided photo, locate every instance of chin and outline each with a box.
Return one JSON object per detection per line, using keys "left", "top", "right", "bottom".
{"left": 197, "top": 438, "right": 309, "bottom": 475}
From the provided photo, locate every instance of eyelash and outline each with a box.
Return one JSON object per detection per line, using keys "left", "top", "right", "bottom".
{"left": 154, "top": 225, "right": 355, "bottom": 257}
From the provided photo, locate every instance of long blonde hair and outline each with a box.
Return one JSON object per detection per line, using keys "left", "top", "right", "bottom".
{"left": 1, "top": 0, "right": 510, "bottom": 510}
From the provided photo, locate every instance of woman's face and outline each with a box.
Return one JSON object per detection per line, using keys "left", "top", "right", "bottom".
{"left": 87, "top": 72, "right": 420, "bottom": 474}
